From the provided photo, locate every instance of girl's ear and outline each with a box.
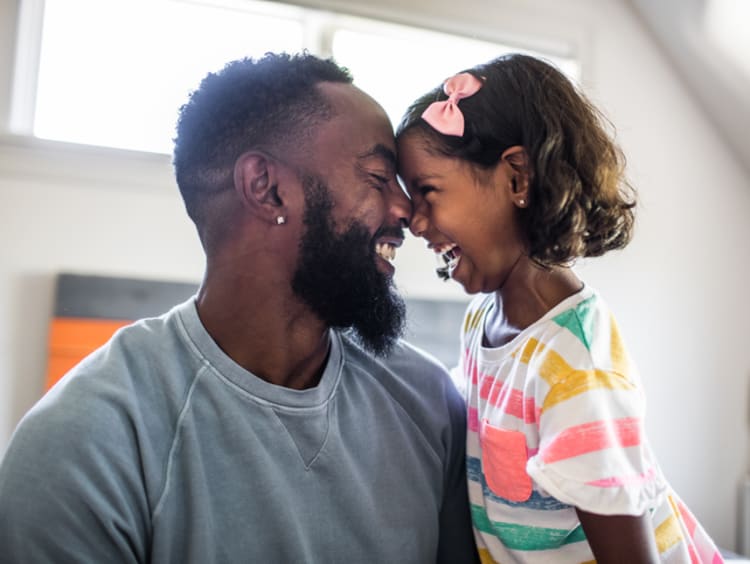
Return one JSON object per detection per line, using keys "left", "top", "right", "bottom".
{"left": 501, "top": 145, "right": 529, "bottom": 173}
{"left": 233, "top": 151, "right": 285, "bottom": 223}
{"left": 500, "top": 145, "right": 531, "bottom": 208}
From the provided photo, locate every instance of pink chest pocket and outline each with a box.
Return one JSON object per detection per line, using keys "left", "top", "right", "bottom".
{"left": 479, "top": 420, "right": 533, "bottom": 502}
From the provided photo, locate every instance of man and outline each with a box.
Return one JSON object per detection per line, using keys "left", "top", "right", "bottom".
{"left": 0, "top": 53, "right": 478, "bottom": 563}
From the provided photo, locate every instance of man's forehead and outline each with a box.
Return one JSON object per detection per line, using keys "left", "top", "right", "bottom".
{"left": 317, "top": 81, "right": 379, "bottom": 109}
{"left": 313, "top": 82, "right": 396, "bottom": 158}
{"left": 358, "top": 143, "right": 396, "bottom": 170}
{"left": 318, "top": 83, "right": 391, "bottom": 129}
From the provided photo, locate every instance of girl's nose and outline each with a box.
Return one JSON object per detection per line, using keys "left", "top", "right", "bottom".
{"left": 409, "top": 205, "right": 428, "bottom": 238}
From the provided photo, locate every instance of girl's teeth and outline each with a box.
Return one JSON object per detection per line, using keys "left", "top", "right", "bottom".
{"left": 435, "top": 248, "right": 459, "bottom": 281}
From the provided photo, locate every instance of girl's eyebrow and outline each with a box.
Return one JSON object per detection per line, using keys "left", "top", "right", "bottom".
{"left": 409, "top": 173, "right": 443, "bottom": 187}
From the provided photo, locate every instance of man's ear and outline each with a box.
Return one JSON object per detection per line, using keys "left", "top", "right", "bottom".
{"left": 500, "top": 145, "right": 531, "bottom": 207}
{"left": 233, "top": 151, "right": 285, "bottom": 222}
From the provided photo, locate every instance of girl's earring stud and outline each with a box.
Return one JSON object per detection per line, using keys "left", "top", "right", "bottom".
{"left": 518, "top": 199, "right": 526, "bottom": 206}
{"left": 276, "top": 216, "right": 286, "bottom": 225}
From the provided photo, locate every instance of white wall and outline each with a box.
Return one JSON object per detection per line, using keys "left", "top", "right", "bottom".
{"left": 0, "top": 138, "right": 205, "bottom": 440}
{"left": 1, "top": 0, "right": 749, "bottom": 552}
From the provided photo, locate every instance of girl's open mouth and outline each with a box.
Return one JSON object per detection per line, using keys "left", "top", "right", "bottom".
{"left": 435, "top": 244, "right": 460, "bottom": 281}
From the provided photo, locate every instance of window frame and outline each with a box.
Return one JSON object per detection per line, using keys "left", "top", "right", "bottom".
{"left": 0, "top": 0, "right": 585, "bottom": 191}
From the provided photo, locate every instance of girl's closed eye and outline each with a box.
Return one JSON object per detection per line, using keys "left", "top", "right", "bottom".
{"left": 418, "top": 185, "right": 437, "bottom": 197}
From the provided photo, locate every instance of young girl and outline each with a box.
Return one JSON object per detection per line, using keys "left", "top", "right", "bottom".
{"left": 397, "top": 54, "right": 723, "bottom": 563}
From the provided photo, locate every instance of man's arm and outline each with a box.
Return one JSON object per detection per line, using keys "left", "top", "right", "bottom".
{"left": 436, "top": 380, "right": 480, "bottom": 564}
{"left": 0, "top": 391, "right": 149, "bottom": 563}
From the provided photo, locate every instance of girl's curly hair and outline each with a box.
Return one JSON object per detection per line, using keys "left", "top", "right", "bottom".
{"left": 397, "top": 53, "right": 636, "bottom": 268}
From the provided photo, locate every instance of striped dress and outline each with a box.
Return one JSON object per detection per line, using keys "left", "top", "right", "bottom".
{"left": 460, "top": 285, "right": 723, "bottom": 563}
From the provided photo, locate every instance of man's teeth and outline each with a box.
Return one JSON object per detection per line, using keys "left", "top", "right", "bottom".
{"left": 375, "top": 242, "right": 397, "bottom": 262}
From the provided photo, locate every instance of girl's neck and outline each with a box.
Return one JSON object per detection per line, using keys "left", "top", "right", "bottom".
{"left": 484, "top": 258, "right": 583, "bottom": 348}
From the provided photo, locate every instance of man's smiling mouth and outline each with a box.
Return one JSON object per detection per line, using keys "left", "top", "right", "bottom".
{"left": 375, "top": 236, "right": 403, "bottom": 262}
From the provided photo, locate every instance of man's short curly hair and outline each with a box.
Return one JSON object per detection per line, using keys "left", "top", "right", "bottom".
{"left": 397, "top": 53, "right": 636, "bottom": 268}
{"left": 173, "top": 52, "right": 352, "bottom": 237}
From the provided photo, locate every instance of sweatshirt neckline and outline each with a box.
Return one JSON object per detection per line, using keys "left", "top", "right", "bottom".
{"left": 176, "top": 298, "right": 343, "bottom": 409}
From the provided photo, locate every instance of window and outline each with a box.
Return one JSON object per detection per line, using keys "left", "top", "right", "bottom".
{"left": 330, "top": 15, "right": 579, "bottom": 127}
{"left": 10, "top": 0, "right": 579, "bottom": 155}
{"left": 14, "top": 0, "right": 305, "bottom": 153}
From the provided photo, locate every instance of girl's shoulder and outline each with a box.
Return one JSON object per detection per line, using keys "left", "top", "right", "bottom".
{"left": 528, "top": 286, "right": 635, "bottom": 377}
{"left": 459, "top": 287, "right": 633, "bottom": 375}
{"left": 544, "top": 285, "right": 608, "bottom": 347}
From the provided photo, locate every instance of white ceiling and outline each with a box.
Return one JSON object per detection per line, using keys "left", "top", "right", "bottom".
{"left": 627, "top": 0, "right": 750, "bottom": 174}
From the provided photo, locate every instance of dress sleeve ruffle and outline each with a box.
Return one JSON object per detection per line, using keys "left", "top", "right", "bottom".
{"left": 526, "top": 446, "right": 669, "bottom": 516}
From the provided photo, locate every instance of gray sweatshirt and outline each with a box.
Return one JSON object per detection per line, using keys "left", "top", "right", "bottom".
{"left": 0, "top": 298, "right": 477, "bottom": 563}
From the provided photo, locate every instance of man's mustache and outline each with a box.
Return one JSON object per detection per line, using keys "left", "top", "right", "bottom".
{"left": 374, "top": 224, "right": 405, "bottom": 242}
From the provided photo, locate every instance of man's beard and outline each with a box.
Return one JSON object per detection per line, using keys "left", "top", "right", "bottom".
{"left": 291, "top": 176, "right": 406, "bottom": 356}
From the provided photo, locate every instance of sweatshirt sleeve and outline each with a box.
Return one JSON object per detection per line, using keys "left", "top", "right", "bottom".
{"left": 436, "top": 373, "right": 480, "bottom": 564}
{"left": 0, "top": 380, "right": 150, "bottom": 564}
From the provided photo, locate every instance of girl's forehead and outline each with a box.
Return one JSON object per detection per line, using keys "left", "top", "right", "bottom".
{"left": 396, "top": 129, "right": 455, "bottom": 160}
{"left": 397, "top": 135, "right": 460, "bottom": 170}
{"left": 396, "top": 132, "right": 435, "bottom": 162}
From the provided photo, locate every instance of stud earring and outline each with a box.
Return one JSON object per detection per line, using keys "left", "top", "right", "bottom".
{"left": 276, "top": 216, "right": 286, "bottom": 225}
{"left": 518, "top": 199, "right": 526, "bottom": 206}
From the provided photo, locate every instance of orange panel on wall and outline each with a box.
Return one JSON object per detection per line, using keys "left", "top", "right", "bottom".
{"left": 45, "top": 318, "right": 132, "bottom": 391}
{"left": 43, "top": 273, "right": 198, "bottom": 394}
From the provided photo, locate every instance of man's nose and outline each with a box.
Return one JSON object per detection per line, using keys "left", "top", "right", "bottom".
{"left": 385, "top": 183, "right": 412, "bottom": 229}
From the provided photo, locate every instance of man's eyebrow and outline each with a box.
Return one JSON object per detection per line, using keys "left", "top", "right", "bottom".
{"left": 358, "top": 144, "right": 396, "bottom": 170}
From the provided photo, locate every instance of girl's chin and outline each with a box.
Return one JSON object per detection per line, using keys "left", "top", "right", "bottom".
{"left": 453, "top": 266, "right": 490, "bottom": 295}
{"left": 438, "top": 254, "right": 484, "bottom": 295}
{"left": 451, "top": 264, "right": 477, "bottom": 294}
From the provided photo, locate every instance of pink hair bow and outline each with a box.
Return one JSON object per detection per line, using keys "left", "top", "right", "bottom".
{"left": 421, "top": 72, "right": 483, "bottom": 136}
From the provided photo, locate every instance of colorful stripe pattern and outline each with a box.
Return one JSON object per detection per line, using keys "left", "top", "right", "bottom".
{"left": 460, "top": 287, "right": 723, "bottom": 563}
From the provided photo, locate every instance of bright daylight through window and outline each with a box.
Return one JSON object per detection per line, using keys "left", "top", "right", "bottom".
{"left": 12, "top": 0, "right": 579, "bottom": 155}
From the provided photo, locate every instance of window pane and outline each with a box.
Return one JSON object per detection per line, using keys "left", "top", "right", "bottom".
{"left": 332, "top": 22, "right": 579, "bottom": 128}
{"left": 27, "top": 1, "right": 579, "bottom": 154}
{"left": 34, "top": 0, "right": 304, "bottom": 153}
